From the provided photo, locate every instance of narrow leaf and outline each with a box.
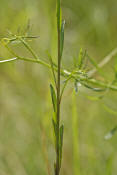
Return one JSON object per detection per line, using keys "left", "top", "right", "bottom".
{"left": 78, "top": 48, "right": 83, "bottom": 69}
{"left": 47, "top": 53, "right": 57, "bottom": 88}
{"left": 105, "top": 126, "right": 117, "bottom": 140}
{"left": 60, "top": 20, "right": 65, "bottom": 58}
{"left": 59, "top": 124, "right": 64, "bottom": 168}
{"left": 81, "top": 82, "right": 106, "bottom": 92}
{"left": 50, "top": 84, "right": 57, "bottom": 113}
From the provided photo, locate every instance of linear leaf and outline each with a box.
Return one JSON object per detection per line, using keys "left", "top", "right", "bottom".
{"left": 47, "top": 53, "right": 57, "bottom": 88}
{"left": 60, "top": 20, "right": 65, "bottom": 58}
{"left": 50, "top": 84, "right": 57, "bottom": 113}
{"left": 59, "top": 124, "right": 64, "bottom": 168}
{"left": 78, "top": 48, "right": 83, "bottom": 69}
{"left": 81, "top": 82, "right": 106, "bottom": 92}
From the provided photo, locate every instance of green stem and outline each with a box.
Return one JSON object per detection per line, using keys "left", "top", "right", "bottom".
{"left": 1, "top": 53, "right": 117, "bottom": 92}
{"left": 17, "top": 58, "right": 117, "bottom": 91}
{"left": 60, "top": 71, "right": 75, "bottom": 102}
{"left": 1, "top": 43, "right": 117, "bottom": 91}
{"left": 19, "top": 38, "right": 39, "bottom": 60}
{"left": 1, "top": 53, "right": 117, "bottom": 91}
{"left": 56, "top": 0, "right": 61, "bottom": 174}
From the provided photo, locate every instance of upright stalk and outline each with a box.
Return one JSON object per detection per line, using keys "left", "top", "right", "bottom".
{"left": 56, "top": 0, "right": 61, "bottom": 174}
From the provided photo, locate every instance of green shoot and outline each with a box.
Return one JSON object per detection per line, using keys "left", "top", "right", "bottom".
{"left": 0, "top": 0, "right": 117, "bottom": 174}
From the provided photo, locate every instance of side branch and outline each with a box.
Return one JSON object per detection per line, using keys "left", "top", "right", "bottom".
{"left": 1, "top": 56, "right": 117, "bottom": 91}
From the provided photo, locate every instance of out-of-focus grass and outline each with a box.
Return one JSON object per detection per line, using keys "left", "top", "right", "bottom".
{"left": 0, "top": 0, "right": 117, "bottom": 175}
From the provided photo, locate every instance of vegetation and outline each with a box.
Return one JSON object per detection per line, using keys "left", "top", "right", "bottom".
{"left": 0, "top": 0, "right": 117, "bottom": 174}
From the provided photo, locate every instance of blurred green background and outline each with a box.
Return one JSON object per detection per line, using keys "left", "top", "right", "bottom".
{"left": 0, "top": 0, "right": 117, "bottom": 175}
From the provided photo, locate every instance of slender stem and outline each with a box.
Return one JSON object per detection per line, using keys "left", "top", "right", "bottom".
{"left": 1, "top": 42, "right": 117, "bottom": 91}
{"left": 54, "top": 0, "right": 62, "bottom": 174}
{"left": 55, "top": 0, "right": 61, "bottom": 174}
{"left": 19, "top": 38, "right": 39, "bottom": 60}
{"left": 1, "top": 53, "right": 117, "bottom": 91}
{"left": 15, "top": 59, "right": 117, "bottom": 91}
{"left": 1, "top": 54, "right": 117, "bottom": 91}
{"left": 60, "top": 71, "right": 75, "bottom": 102}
